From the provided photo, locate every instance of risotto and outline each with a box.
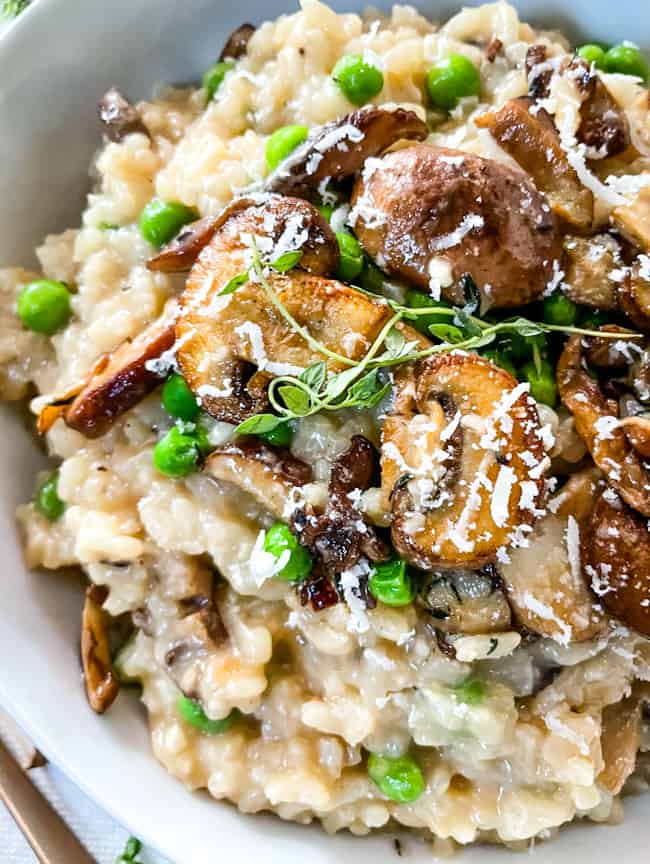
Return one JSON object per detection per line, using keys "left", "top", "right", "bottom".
{"left": 2, "top": 0, "right": 650, "bottom": 854}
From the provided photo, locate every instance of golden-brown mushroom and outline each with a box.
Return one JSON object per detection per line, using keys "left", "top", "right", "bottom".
{"left": 525, "top": 51, "right": 630, "bottom": 160}
{"left": 563, "top": 235, "right": 621, "bottom": 310}
{"left": 475, "top": 97, "right": 594, "bottom": 231}
{"left": 383, "top": 352, "right": 547, "bottom": 570}
{"left": 572, "top": 58, "right": 630, "bottom": 159}
{"left": 598, "top": 689, "right": 650, "bottom": 794}
{"left": 149, "top": 555, "right": 229, "bottom": 699}
{"left": 618, "top": 257, "right": 650, "bottom": 331}
{"left": 500, "top": 512, "right": 604, "bottom": 643}
{"left": 420, "top": 566, "right": 512, "bottom": 635}
{"left": 219, "top": 22, "right": 255, "bottom": 61}
{"left": 581, "top": 489, "right": 650, "bottom": 636}
{"left": 97, "top": 88, "right": 149, "bottom": 142}
{"left": 81, "top": 586, "right": 119, "bottom": 714}
{"left": 265, "top": 107, "right": 428, "bottom": 198}
{"left": 176, "top": 195, "right": 391, "bottom": 422}
{"left": 205, "top": 438, "right": 312, "bottom": 520}
{"left": 69, "top": 304, "right": 176, "bottom": 438}
{"left": 557, "top": 334, "right": 650, "bottom": 515}
{"left": 351, "top": 144, "right": 561, "bottom": 309}
{"left": 619, "top": 414, "right": 650, "bottom": 458}
{"left": 290, "top": 435, "right": 389, "bottom": 575}
{"left": 38, "top": 301, "right": 177, "bottom": 439}
{"left": 611, "top": 187, "right": 650, "bottom": 252}
{"left": 550, "top": 465, "right": 603, "bottom": 522}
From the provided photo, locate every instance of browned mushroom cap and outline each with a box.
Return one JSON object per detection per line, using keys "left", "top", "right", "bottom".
{"left": 582, "top": 489, "right": 650, "bottom": 635}
{"left": 351, "top": 144, "right": 561, "bottom": 309}
{"left": 618, "top": 257, "right": 650, "bottom": 331}
{"left": 177, "top": 195, "right": 391, "bottom": 422}
{"left": 563, "top": 235, "right": 621, "bottom": 310}
{"left": 219, "top": 22, "right": 255, "bottom": 61}
{"left": 475, "top": 97, "right": 594, "bottom": 231}
{"left": 265, "top": 107, "right": 428, "bottom": 198}
{"left": 205, "top": 438, "right": 312, "bottom": 520}
{"left": 557, "top": 334, "right": 650, "bottom": 515}
{"left": 146, "top": 216, "right": 221, "bottom": 273}
{"left": 619, "top": 415, "right": 650, "bottom": 458}
{"left": 37, "top": 301, "right": 176, "bottom": 438}
{"left": 62, "top": 302, "right": 176, "bottom": 438}
{"left": 612, "top": 187, "right": 650, "bottom": 252}
{"left": 146, "top": 198, "right": 257, "bottom": 274}
{"left": 81, "top": 586, "right": 119, "bottom": 714}
{"left": 97, "top": 87, "right": 149, "bottom": 142}
{"left": 550, "top": 465, "right": 603, "bottom": 522}
{"left": 383, "top": 352, "right": 547, "bottom": 570}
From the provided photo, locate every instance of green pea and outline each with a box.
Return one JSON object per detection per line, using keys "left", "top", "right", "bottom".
{"left": 482, "top": 349, "right": 518, "bottom": 379}
{"left": 336, "top": 231, "right": 364, "bottom": 282}
{"left": 316, "top": 202, "right": 334, "bottom": 222}
{"left": 258, "top": 421, "right": 294, "bottom": 448}
{"left": 453, "top": 677, "right": 485, "bottom": 706}
{"left": 17, "top": 280, "right": 71, "bottom": 335}
{"left": 153, "top": 427, "right": 201, "bottom": 477}
{"left": 519, "top": 357, "right": 558, "bottom": 407}
{"left": 35, "top": 470, "right": 65, "bottom": 521}
{"left": 405, "top": 289, "right": 453, "bottom": 336}
{"left": 266, "top": 125, "right": 309, "bottom": 172}
{"left": 332, "top": 54, "right": 384, "bottom": 106}
{"left": 367, "top": 753, "right": 425, "bottom": 803}
{"left": 368, "top": 558, "right": 415, "bottom": 607}
{"left": 177, "top": 695, "right": 236, "bottom": 734}
{"left": 140, "top": 200, "right": 199, "bottom": 248}
{"left": 426, "top": 54, "right": 480, "bottom": 111}
{"left": 203, "top": 59, "right": 235, "bottom": 101}
{"left": 577, "top": 44, "right": 607, "bottom": 69}
{"left": 190, "top": 421, "right": 214, "bottom": 457}
{"left": 578, "top": 308, "right": 610, "bottom": 329}
{"left": 162, "top": 373, "right": 200, "bottom": 421}
{"left": 604, "top": 43, "right": 649, "bottom": 82}
{"left": 507, "top": 330, "right": 547, "bottom": 364}
{"left": 263, "top": 522, "right": 313, "bottom": 582}
{"left": 359, "top": 259, "right": 386, "bottom": 295}
{"left": 543, "top": 291, "right": 578, "bottom": 326}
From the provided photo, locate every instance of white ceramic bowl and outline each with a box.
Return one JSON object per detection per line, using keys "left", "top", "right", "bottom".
{"left": 0, "top": 1, "right": 648, "bottom": 862}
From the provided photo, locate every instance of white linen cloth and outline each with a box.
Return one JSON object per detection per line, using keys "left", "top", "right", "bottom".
{"left": 0, "top": 709, "right": 170, "bottom": 863}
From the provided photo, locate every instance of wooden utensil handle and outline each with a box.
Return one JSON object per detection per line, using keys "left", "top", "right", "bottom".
{"left": 0, "top": 736, "right": 96, "bottom": 864}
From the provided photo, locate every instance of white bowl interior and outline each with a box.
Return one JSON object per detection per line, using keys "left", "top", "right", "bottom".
{"left": 0, "top": 1, "right": 648, "bottom": 862}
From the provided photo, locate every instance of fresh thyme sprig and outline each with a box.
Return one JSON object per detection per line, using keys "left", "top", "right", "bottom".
{"left": 224, "top": 238, "right": 644, "bottom": 437}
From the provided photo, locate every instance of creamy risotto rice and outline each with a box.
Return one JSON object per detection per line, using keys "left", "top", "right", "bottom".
{"left": 3, "top": 0, "right": 650, "bottom": 854}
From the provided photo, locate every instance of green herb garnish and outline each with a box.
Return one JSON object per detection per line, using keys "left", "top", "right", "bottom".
{"left": 225, "top": 238, "right": 643, "bottom": 435}
{"left": 116, "top": 836, "right": 142, "bottom": 864}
